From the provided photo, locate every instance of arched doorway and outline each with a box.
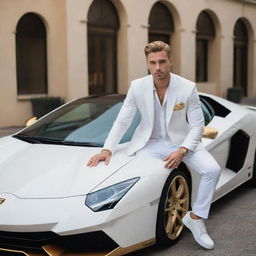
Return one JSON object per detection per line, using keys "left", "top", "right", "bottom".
{"left": 148, "top": 2, "right": 174, "bottom": 44}
{"left": 16, "top": 13, "right": 48, "bottom": 95}
{"left": 196, "top": 11, "right": 215, "bottom": 82}
{"left": 233, "top": 19, "right": 248, "bottom": 96}
{"left": 87, "top": 0, "right": 120, "bottom": 95}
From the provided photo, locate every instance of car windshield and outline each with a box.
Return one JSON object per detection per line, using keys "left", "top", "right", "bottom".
{"left": 15, "top": 95, "right": 140, "bottom": 147}
{"left": 15, "top": 95, "right": 214, "bottom": 147}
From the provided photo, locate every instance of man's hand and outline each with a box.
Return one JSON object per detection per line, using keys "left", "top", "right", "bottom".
{"left": 87, "top": 150, "right": 112, "bottom": 167}
{"left": 164, "top": 149, "right": 185, "bottom": 169}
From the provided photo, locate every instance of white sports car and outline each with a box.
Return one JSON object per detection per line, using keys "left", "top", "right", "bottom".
{"left": 0, "top": 93, "right": 256, "bottom": 256}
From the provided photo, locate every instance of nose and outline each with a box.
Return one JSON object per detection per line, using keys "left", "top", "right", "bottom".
{"left": 156, "top": 62, "right": 160, "bottom": 70}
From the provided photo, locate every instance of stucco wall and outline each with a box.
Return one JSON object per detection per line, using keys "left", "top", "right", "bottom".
{"left": 0, "top": 0, "right": 67, "bottom": 126}
{"left": 0, "top": 0, "right": 255, "bottom": 126}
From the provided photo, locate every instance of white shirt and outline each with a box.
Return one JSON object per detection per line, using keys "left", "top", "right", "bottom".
{"left": 147, "top": 83, "right": 179, "bottom": 152}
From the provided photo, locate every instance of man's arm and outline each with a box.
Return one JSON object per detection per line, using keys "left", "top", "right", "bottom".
{"left": 87, "top": 83, "right": 137, "bottom": 167}
{"left": 164, "top": 85, "right": 204, "bottom": 169}
{"left": 103, "top": 84, "right": 137, "bottom": 154}
{"left": 180, "top": 86, "right": 204, "bottom": 151}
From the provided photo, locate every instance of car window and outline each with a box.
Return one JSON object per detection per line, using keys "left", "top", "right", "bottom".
{"left": 17, "top": 97, "right": 140, "bottom": 147}
{"left": 65, "top": 103, "right": 140, "bottom": 145}
{"left": 17, "top": 95, "right": 217, "bottom": 146}
{"left": 200, "top": 99, "right": 215, "bottom": 125}
{"left": 200, "top": 95, "right": 230, "bottom": 117}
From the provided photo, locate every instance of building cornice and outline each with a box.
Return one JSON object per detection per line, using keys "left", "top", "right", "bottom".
{"left": 235, "top": 0, "right": 256, "bottom": 4}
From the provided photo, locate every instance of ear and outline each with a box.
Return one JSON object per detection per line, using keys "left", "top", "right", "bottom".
{"left": 146, "top": 58, "right": 150, "bottom": 69}
{"left": 169, "top": 57, "right": 174, "bottom": 66}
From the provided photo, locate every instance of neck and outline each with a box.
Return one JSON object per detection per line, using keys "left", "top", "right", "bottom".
{"left": 154, "top": 73, "right": 170, "bottom": 89}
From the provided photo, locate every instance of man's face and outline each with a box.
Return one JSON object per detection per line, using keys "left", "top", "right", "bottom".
{"left": 146, "top": 50, "right": 173, "bottom": 81}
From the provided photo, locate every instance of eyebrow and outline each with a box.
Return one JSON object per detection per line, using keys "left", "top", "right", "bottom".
{"left": 148, "top": 59, "right": 168, "bottom": 63}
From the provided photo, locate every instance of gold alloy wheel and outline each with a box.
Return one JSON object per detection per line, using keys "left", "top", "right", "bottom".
{"left": 164, "top": 175, "right": 189, "bottom": 240}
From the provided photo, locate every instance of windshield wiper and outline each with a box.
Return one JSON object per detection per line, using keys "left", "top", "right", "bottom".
{"left": 13, "top": 134, "right": 42, "bottom": 144}
{"left": 32, "top": 137, "right": 100, "bottom": 147}
{"left": 60, "top": 141, "right": 100, "bottom": 147}
{"left": 13, "top": 134, "right": 100, "bottom": 147}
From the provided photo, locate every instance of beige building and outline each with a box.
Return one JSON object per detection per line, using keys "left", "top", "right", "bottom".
{"left": 0, "top": 0, "right": 255, "bottom": 126}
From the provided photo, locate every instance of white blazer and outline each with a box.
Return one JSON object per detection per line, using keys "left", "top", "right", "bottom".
{"left": 104, "top": 73, "right": 205, "bottom": 156}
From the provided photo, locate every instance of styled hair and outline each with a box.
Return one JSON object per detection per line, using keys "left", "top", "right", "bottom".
{"left": 144, "top": 41, "right": 171, "bottom": 58}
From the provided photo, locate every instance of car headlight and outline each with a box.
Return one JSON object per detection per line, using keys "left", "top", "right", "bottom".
{"left": 85, "top": 177, "right": 140, "bottom": 212}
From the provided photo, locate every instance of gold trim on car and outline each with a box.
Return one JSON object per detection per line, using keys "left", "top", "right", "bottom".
{"left": 0, "top": 247, "right": 45, "bottom": 256}
{"left": 1, "top": 237, "right": 155, "bottom": 256}
{"left": 41, "top": 238, "right": 155, "bottom": 256}
{"left": 203, "top": 126, "right": 218, "bottom": 139}
{"left": 106, "top": 238, "right": 155, "bottom": 256}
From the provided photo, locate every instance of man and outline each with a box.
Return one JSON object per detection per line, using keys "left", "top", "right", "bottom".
{"left": 87, "top": 41, "right": 221, "bottom": 250}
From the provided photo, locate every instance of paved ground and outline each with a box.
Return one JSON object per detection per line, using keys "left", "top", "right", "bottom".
{"left": 131, "top": 184, "right": 256, "bottom": 256}
{"left": 0, "top": 126, "right": 24, "bottom": 137}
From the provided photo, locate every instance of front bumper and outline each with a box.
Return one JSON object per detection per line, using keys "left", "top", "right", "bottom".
{"left": 0, "top": 192, "right": 158, "bottom": 255}
{"left": 0, "top": 230, "right": 120, "bottom": 256}
{"left": 0, "top": 230, "right": 155, "bottom": 256}
{"left": 0, "top": 173, "right": 165, "bottom": 255}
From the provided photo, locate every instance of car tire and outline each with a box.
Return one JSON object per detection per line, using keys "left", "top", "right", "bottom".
{"left": 156, "top": 169, "right": 191, "bottom": 246}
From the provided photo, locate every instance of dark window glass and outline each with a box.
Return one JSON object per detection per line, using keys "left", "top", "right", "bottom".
{"left": 196, "top": 12, "right": 215, "bottom": 38}
{"left": 16, "top": 95, "right": 140, "bottom": 147}
{"left": 87, "top": 0, "right": 119, "bottom": 29}
{"left": 148, "top": 2, "right": 174, "bottom": 43}
{"left": 196, "top": 11, "right": 215, "bottom": 82}
{"left": 88, "top": 0, "right": 119, "bottom": 95}
{"left": 196, "top": 39, "right": 208, "bottom": 82}
{"left": 233, "top": 19, "right": 248, "bottom": 96}
{"left": 16, "top": 13, "right": 47, "bottom": 95}
{"left": 234, "top": 20, "right": 248, "bottom": 42}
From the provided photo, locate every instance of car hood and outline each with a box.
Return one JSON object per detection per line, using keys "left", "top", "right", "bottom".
{"left": 0, "top": 136, "right": 134, "bottom": 199}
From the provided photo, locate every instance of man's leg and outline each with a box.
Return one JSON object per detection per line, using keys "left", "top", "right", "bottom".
{"left": 182, "top": 149, "right": 221, "bottom": 249}
{"left": 136, "top": 141, "right": 179, "bottom": 160}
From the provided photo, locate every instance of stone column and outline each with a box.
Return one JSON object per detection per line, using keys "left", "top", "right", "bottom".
{"left": 120, "top": 0, "right": 153, "bottom": 92}
{"left": 179, "top": 28, "right": 196, "bottom": 81}
{"left": 65, "top": 0, "right": 92, "bottom": 100}
{"left": 219, "top": 33, "right": 234, "bottom": 98}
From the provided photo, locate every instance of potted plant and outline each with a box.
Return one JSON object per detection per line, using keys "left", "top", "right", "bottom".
{"left": 31, "top": 97, "right": 64, "bottom": 118}
{"left": 227, "top": 87, "right": 243, "bottom": 103}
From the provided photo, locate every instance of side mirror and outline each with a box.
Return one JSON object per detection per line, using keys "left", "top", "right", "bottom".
{"left": 203, "top": 126, "right": 218, "bottom": 139}
{"left": 25, "top": 117, "right": 38, "bottom": 127}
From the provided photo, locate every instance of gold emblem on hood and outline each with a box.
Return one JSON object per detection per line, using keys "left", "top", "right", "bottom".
{"left": 0, "top": 198, "right": 5, "bottom": 204}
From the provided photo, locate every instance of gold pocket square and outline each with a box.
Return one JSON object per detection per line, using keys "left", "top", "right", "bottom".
{"left": 174, "top": 102, "right": 185, "bottom": 111}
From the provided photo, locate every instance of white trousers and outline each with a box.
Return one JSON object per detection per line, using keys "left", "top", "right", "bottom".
{"left": 136, "top": 141, "right": 221, "bottom": 219}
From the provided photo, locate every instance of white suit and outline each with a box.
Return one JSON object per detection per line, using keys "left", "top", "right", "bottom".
{"left": 104, "top": 73, "right": 220, "bottom": 219}
{"left": 104, "top": 73, "right": 204, "bottom": 155}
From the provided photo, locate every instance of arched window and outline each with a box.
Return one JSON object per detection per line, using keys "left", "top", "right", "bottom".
{"left": 87, "top": 0, "right": 120, "bottom": 95}
{"left": 16, "top": 13, "right": 47, "bottom": 95}
{"left": 196, "top": 11, "right": 215, "bottom": 82}
{"left": 233, "top": 19, "right": 248, "bottom": 96}
{"left": 148, "top": 2, "right": 174, "bottom": 44}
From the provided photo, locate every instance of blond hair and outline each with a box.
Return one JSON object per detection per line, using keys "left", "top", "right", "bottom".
{"left": 144, "top": 41, "right": 171, "bottom": 58}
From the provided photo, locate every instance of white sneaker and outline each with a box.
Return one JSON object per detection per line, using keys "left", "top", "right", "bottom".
{"left": 182, "top": 211, "right": 214, "bottom": 250}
